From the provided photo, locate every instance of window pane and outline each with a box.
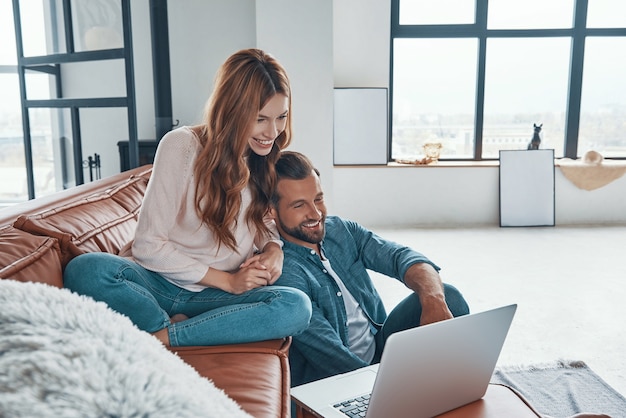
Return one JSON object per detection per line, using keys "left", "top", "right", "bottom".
{"left": 29, "top": 108, "right": 57, "bottom": 197}
{"left": 18, "top": 0, "right": 52, "bottom": 56}
{"left": 578, "top": 37, "right": 626, "bottom": 158}
{"left": 488, "top": 0, "right": 574, "bottom": 29}
{"left": 399, "top": 0, "right": 475, "bottom": 25}
{"left": 25, "top": 71, "right": 57, "bottom": 100}
{"left": 57, "top": 60, "right": 126, "bottom": 99}
{"left": 0, "top": 0, "right": 17, "bottom": 65}
{"left": 71, "top": 0, "right": 124, "bottom": 52}
{"left": 392, "top": 38, "right": 477, "bottom": 160}
{"left": 482, "top": 38, "right": 570, "bottom": 158}
{"left": 0, "top": 74, "right": 28, "bottom": 206}
{"left": 587, "top": 0, "right": 626, "bottom": 28}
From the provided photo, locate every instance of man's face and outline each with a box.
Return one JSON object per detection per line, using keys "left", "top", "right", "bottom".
{"left": 271, "top": 171, "right": 326, "bottom": 251}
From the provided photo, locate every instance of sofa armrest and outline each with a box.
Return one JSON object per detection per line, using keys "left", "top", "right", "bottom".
{"left": 0, "top": 225, "right": 63, "bottom": 287}
{"left": 169, "top": 338, "right": 292, "bottom": 418}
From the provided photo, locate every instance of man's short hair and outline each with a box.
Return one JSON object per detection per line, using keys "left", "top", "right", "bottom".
{"left": 272, "top": 151, "right": 320, "bottom": 206}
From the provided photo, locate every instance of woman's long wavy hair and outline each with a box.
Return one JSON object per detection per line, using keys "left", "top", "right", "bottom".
{"left": 193, "top": 49, "right": 292, "bottom": 251}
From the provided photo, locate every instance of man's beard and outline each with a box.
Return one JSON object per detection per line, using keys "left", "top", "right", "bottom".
{"left": 278, "top": 216, "right": 325, "bottom": 245}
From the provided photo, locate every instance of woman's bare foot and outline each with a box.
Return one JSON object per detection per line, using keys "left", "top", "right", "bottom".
{"left": 152, "top": 314, "right": 189, "bottom": 346}
{"left": 152, "top": 328, "right": 170, "bottom": 346}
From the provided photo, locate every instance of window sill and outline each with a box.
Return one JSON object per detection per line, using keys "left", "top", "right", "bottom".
{"left": 334, "top": 160, "right": 500, "bottom": 168}
{"left": 334, "top": 159, "right": 626, "bottom": 168}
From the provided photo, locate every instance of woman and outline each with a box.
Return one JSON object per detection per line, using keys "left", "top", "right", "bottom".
{"left": 64, "top": 49, "right": 312, "bottom": 347}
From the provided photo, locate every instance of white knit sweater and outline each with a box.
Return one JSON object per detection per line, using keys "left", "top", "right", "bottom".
{"left": 130, "top": 126, "right": 281, "bottom": 292}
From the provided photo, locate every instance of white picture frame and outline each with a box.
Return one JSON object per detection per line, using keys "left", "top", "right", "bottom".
{"left": 333, "top": 88, "right": 388, "bottom": 165}
{"left": 499, "top": 149, "right": 555, "bottom": 227}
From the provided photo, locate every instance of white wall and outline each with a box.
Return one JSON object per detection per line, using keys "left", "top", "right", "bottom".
{"left": 555, "top": 170, "right": 626, "bottom": 225}
{"left": 256, "top": 0, "right": 335, "bottom": 209}
{"left": 333, "top": 165, "right": 500, "bottom": 227}
{"left": 83, "top": 0, "right": 626, "bottom": 227}
{"left": 168, "top": 0, "right": 257, "bottom": 127}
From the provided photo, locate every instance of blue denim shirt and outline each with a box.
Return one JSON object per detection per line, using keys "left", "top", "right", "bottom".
{"left": 276, "top": 216, "right": 439, "bottom": 386}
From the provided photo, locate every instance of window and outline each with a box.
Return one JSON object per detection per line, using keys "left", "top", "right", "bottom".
{"left": 0, "top": 0, "right": 27, "bottom": 206}
{"left": 391, "top": 0, "right": 626, "bottom": 161}
{"left": 3, "top": 0, "right": 134, "bottom": 207}
{"left": 1, "top": 0, "right": 56, "bottom": 206}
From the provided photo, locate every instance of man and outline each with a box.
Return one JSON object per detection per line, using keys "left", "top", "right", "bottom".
{"left": 270, "top": 151, "right": 470, "bottom": 387}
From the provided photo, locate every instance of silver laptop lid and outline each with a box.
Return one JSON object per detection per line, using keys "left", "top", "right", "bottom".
{"left": 290, "top": 304, "right": 517, "bottom": 418}
{"left": 365, "top": 304, "right": 517, "bottom": 418}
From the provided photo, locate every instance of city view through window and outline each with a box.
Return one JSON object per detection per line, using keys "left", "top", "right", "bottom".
{"left": 392, "top": 0, "right": 626, "bottom": 161}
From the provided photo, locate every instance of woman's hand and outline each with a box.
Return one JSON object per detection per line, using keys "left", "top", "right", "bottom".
{"left": 228, "top": 264, "right": 272, "bottom": 294}
{"left": 199, "top": 265, "right": 271, "bottom": 294}
{"left": 200, "top": 243, "right": 284, "bottom": 294}
{"left": 240, "top": 242, "right": 284, "bottom": 284}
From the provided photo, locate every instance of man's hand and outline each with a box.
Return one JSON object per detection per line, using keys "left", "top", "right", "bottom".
{"left": 403, "top": 263, "right": 454, "bottom": 326}
{"left": 419, "top": 294, "right": 454, "bottom": 326}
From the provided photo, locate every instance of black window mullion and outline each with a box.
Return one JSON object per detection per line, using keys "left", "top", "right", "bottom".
{"left": 474, "top": 0, "right": 488, "bottom": 160}
{"left": 393, "top": 24, "right": 479, "bottom": 38}
{"left": 388, "top": 0, "right": 399, "bottom": 162}
{"left": 564, "top": 0, "right": 589, "bottom": 159}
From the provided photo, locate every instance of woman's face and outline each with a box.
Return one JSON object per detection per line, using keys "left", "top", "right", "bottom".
{"left": 247, "top": 93, "right": 289, "bottom": 156}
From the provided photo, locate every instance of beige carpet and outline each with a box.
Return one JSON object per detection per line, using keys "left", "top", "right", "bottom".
{"left": 367, "top": 225, "right": 626, "bottom": 397}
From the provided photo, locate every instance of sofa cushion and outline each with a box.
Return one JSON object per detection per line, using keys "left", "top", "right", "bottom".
{"left": 169, "top": 338, "right": 292, "bottom": 418}
{"left": 0, "top": 225, "right": 63, "bottom": 287}
{"left": 13, "top": 172, "right": 149, "bottom": 268}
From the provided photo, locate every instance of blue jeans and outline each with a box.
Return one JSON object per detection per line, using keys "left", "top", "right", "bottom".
{"left": 63, "top": 252, "right": 312, "bottom": 347}
{"left": 373, "top": 283, "right": 470, "bottom": 361}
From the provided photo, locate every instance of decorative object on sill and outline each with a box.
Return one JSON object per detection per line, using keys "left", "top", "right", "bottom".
{"left": 422, "top": 142, "right": 443, "bottom": 162}
{"left": 557, "top": 151, "right": 626, "bottom": 191}
{"left": 527, "top": 123, "right": 542, "bottom": 150}
{"left": 396, "top": 156, "right": 437, "bottom": 165}
{"left": 582, "top": 150, "right": 604, "bottom": 165}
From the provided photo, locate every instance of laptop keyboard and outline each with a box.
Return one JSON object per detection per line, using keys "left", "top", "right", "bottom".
{"left": 334, "top": 393, "right": 371, "bottom": 417}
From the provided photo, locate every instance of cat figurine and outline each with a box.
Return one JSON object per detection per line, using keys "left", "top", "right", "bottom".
{"left": 527, "top": 123, "right": 542, "bottom": 150}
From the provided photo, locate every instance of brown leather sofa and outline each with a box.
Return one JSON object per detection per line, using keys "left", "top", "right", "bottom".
{"left": 0, "top": 165, "right": 291, "bottom": 418}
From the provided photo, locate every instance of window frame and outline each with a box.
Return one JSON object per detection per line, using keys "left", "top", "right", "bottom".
{"left": 389, "top": 0, "right": 626, "bottom": 161}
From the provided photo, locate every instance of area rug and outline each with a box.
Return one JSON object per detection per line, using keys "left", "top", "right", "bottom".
{"left": 0, "top": 279, "right": 251, "bottom": 417}
{"left": 492, "top": 360, "right": 626, "bottom": 418}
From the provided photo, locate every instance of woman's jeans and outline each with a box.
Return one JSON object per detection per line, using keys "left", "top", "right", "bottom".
{"left": 64, "top": 252, "right": 312, "bottom": 347}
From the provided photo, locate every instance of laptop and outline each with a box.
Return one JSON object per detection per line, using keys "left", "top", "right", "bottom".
{"left": 291, "top": 304, "right": 517, "bottom": 418}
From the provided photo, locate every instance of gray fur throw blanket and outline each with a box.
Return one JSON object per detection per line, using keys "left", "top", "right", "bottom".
{"left": 0, "top": 279, "right": 251, "bottom": 418}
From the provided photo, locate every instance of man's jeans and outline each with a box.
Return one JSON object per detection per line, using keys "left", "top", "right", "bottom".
{"left": 64, "top": 252, "right": 312, "bottom": 346}
{"left": 373, "top": 283, "right": 470, "bottom": 361}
